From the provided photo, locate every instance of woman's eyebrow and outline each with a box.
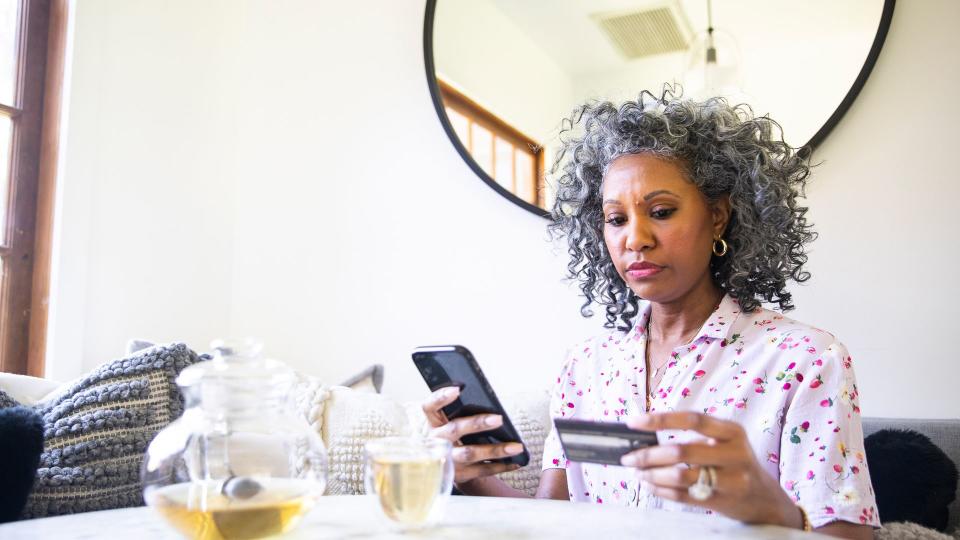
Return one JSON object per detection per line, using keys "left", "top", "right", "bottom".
{"left": 643, "top": 189, "right": 679, "bottom": 201}
{"left": 603, "top": 190, "right": 679, "bottom": 206}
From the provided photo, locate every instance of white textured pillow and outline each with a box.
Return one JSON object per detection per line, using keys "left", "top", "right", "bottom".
{"left": 489, "top": 390, "right": 551, "bottom": 496}
{"left": 0, "top": 373, "right": 63, "bottom": 407}
{"left": 304, "top": 384, "right": 552, "bottom": 497}
{"left": 320, "top": 386, "right": 414, "bottom": 494}
{"left": 290, "top": 371, "right": 329, "bottom": 437}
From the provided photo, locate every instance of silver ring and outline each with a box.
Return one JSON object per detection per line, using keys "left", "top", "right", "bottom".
{"left": 687, "top": 465, "right": 716, "bottom": 501}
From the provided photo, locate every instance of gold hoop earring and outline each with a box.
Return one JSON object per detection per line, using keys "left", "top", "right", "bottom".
{"left": 712, "top": 238, "right": 728, "bottom": 257}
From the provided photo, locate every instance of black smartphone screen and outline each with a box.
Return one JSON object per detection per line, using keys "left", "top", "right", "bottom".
{"left": 412, "top": 345, "right": 530, "bottom": 467}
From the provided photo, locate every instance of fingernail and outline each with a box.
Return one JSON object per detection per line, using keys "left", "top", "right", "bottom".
{"left": 620, "top": 454, "right": 637, "bottom": 467}
{"left": 485, "top": 415, "right": 502, "bottom": 427}
{"left": 510, "top": 464, "right": 521, "bottom": 470}
{"left": 505, "top": 443, "right": 523, "bottom": 455}
{"left": 442, "top": 387, "right": 460, "bottom": 398}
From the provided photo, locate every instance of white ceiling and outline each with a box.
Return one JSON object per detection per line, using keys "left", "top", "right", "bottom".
{"left": 487, "top": 0, "right": 884, "bottom": 78}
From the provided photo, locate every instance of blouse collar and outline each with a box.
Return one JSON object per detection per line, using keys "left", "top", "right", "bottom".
{"left": 630, "top": 293, "right": 742, "bottom": 344}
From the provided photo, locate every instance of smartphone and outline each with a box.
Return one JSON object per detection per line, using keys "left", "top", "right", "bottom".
{"left": 553, "top": 418, "right": 658, "bottom": 466}
{"left": 412, "top": 345, "right": 530, "bottom": 467}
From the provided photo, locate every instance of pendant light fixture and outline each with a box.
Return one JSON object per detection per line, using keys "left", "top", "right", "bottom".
{"left": 683, "top": 0, "right": 743, "bottom": 100}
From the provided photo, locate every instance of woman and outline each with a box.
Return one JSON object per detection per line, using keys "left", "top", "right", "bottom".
{"left": 422, "top": 90, "right": 878, "bottom": 539}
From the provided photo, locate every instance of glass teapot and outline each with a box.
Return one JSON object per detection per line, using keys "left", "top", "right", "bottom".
{"left": 142, "top": 339, "right": 327, "bottom": 539}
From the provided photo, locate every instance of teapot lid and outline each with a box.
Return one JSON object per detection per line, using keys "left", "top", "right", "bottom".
{"left": 176, "top": 338, "right": 293, "bottom": 410}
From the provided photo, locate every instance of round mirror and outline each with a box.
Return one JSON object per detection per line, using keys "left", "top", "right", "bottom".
{"left": 424, "top": 0, "right": 894, "bottom": 217}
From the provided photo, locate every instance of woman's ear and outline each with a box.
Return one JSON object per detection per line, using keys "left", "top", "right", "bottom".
{"left": 711, "top": 195, "right": 732, "bottom": 238}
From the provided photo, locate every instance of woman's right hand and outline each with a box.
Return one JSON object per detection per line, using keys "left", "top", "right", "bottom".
{"left": 421, "top": 386, "right": 525, "bottom": 486}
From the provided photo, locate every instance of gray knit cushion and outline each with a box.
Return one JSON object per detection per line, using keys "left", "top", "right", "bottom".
{"left": 20, "top": 343, "right": 207, "bottom": 518}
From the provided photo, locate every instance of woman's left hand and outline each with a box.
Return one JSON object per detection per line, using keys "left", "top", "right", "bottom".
{"left": 621, "top": 412, "right": 803, "bottom": 528}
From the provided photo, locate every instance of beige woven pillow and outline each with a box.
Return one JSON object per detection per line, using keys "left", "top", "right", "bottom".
{"left": 489, "top": 390, "right": 551, "bottom": 496}
{"left": 301, "top": 385, "right": 551, "bottom": 496}
{"left": 319, "top": 387, "right": 413, "bottom": 494}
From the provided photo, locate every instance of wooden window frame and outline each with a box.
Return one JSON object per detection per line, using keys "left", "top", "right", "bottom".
{"left": 438, "top": 79, "right": 545, "bottom": 208}
{"left": 0, "top": 0, "right": 65, "bottom": 376}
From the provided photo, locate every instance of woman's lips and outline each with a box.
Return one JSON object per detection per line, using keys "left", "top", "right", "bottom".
{"left": 625, "top": 261, "right": 664, "bottom": 279}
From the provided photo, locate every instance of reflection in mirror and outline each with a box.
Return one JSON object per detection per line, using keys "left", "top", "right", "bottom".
{"left": 428, "top": 0, "right": 891, "bottom": 215}
{"left": 440, "top": 81, "right": 544, "bottom": 207}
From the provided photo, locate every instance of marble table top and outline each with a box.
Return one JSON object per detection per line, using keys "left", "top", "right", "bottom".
{"left": 0, "top": 495, "right": 831, "bottom": 539}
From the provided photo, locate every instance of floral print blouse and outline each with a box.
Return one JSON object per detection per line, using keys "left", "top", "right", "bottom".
{"left": 542, "top": 294, "right": 880, "bottom": 528}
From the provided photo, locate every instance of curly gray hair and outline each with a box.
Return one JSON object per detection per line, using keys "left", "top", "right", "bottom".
{"left": 550, "top": 88, "right": 816, "bottom": 330}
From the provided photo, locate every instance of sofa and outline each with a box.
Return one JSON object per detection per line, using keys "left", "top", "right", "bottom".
{"left": 1, "top": 345, "right": 957, "bottom": 538}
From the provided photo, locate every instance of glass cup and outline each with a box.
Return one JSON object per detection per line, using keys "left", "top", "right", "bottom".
{"left": 364, "top": 437, "right": 454, "bottom": 530}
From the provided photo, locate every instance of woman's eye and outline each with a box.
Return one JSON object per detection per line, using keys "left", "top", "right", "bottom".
{"left": 604, "top": 215, "right": 626, "bottom": 226}
{"left": 650, "top": 207, "right": 676, "bottom": 219}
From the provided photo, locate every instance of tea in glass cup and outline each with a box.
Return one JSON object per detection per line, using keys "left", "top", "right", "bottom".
{"left": 364, "top": 437, "right": 454, "bottom": 529}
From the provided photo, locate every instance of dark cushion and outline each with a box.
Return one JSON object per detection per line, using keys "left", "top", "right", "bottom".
{"left": 20, "top": 343, "right": 206, "bottom": 519}
{"left": 865, "top": 429, "right": 958, "bottom": 531}
{"left": 0, "top": 406, "right": 44, "bottom": 523}
{"left": 863, "top": 417, "right": 960, "bottom": 532}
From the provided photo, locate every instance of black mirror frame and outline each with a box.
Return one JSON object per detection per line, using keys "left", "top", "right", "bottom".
{"left": 423, "top": 0, "right": 895, "bottom": 220}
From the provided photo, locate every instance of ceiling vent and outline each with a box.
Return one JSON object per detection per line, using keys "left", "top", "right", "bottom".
{"left": 593, "top": 2, "right": 693, "bottom": 59}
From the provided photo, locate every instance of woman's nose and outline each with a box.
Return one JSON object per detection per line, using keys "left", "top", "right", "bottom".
{"left": 625, "top": 221, "right": 655, "bottom": 252}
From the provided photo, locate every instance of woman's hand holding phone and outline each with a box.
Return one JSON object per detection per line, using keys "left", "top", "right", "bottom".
{"left": 421, "top": 386, "right": 525, "bottom": 486}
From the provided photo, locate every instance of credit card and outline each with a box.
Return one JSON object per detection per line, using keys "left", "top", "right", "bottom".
{"left": 553, "top": 418, "right": 658, "bottom": 466}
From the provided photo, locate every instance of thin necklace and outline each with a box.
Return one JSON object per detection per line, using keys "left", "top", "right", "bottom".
{"left": 644, "top": 319, "right": 699, "bottom": 373}
{"left": 643, "top": 305, "right": 717, "bottom": 406}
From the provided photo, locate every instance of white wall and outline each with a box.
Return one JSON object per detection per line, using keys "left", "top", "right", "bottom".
{"left": 46, "top": 1, "right": 241, "bottom": 380}
{"left": 48, "top": 0, "right": 598, "bottom": 397}
{"left": 223, "top": 0, "right": 596, "bottom": 404}
{"left": 787, "top": 0, "right": 960, "bottom": 419}
{"left": 48, "top": 0, "right": 959, "bottom": 418}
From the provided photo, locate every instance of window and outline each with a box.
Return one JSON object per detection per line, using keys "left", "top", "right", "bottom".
{"left": 439, "top": 79, "right": 545, "bottom": 208}
{"left": 0, "top": 0, "right": 61, "bottom": 375}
